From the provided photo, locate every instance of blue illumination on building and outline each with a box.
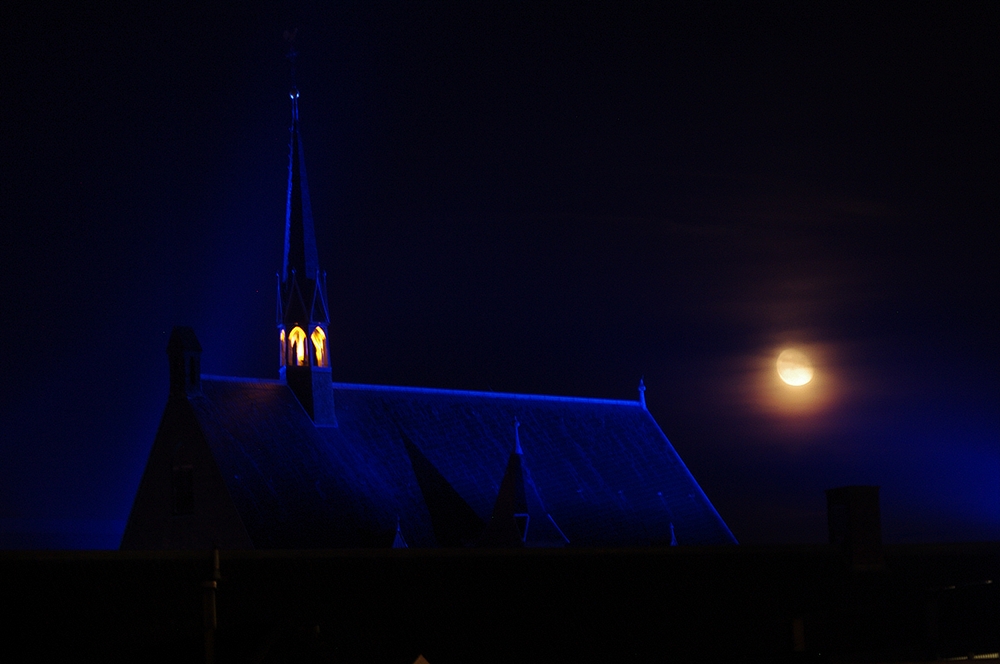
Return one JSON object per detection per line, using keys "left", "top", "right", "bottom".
{"left": 120, "top": 87, "right": 737, "bottom": 550}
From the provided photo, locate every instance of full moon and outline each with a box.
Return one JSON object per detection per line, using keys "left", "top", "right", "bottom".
{"left": 776, "top": 349, "right": 814, "bottom": 386}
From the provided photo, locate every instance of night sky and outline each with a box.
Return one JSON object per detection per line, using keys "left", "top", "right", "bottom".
{"left": 2, "top": 3, "right": 996, "bottom": 548}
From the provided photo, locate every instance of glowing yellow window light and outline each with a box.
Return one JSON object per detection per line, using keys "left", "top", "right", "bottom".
{"left": 311, "top": 326, "right": 328, "bottom": 367}
{"left": 279, "top": 329, "right": 286, "bottom": 367}
{"left": 288, "top": 326, "right": 307, "bottom": 366}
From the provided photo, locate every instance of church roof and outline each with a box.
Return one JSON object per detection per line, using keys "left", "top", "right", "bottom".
{"left": 123, "top": 85, "right": 736, "bottom": 551}
{"left": 189, "top": 376, "right": 736, "bottom": 548}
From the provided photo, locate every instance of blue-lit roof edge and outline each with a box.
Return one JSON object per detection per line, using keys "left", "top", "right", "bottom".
{"left": 641, "top": 410, "right": 739, "bottom": 544}
{"left": 200, "top": 374, "right": 643, "bottom": 406}
{"left": 330, "top": 381, "right": 643, "bottom": 406}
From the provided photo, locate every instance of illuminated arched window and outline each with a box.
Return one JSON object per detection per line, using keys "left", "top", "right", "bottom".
{"left": 279, "top": 329, "right": 286, "bottom": 367}
{"left": 288, "top": 326, "right": 307, "bottom": 366}
{"left": 311, "top": 326, "right": 328, "bottom": 368}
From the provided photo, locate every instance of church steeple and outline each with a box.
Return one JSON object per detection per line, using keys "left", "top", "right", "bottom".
{"left": 277, "top": 84, "right": 336, "bottom": 427}
{"left": 282, "top": 87, "right": 320, "bottom": 284}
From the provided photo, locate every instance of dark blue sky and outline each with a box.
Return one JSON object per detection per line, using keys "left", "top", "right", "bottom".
{"left": 1, "top": 3, "right": 997, "bottom": 547}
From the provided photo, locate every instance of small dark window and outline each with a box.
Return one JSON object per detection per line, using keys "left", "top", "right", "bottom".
{"left": 171, "top": 466, "right": 194, "bottom": 516}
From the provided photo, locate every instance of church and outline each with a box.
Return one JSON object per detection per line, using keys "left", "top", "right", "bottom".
{"left": 120, "top": 89, "right": 736, "bottom": 550}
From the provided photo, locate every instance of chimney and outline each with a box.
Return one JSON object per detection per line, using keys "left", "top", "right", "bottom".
{"left": 167, "top": 327, "right": 203, "bottom": 398}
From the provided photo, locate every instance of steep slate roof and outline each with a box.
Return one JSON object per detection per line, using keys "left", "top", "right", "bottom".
{"left": 193, "top": 376, "right": 736, "bottom": 548}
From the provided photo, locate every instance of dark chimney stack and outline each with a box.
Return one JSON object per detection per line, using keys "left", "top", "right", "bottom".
{"left": 167, "top": 327, "right": 203, "bottom": 398}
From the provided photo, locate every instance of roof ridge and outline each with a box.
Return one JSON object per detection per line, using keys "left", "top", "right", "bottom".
{"left": 331, "top": 381, "right": 642, "bottom": 406}
{"left": 200, "top": 375, "right": 645, "bottom": 405}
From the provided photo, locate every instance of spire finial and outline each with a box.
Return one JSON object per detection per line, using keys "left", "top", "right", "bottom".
{"left": 638, "top": 377, "right": 647, "bottom": 410}
{"left": 280, "top": 44, "right": 319, "bottom": 285}
{"left": 514, "top": 417, "right": 523, "bottom": 455}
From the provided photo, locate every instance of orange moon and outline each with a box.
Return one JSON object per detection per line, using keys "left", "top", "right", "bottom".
{"left": 776, "top": 349, "right": 814, "bottom": 386}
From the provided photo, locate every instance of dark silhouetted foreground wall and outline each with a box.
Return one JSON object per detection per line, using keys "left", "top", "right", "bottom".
{"left": 1, "top": 544, "right": 996, "bottom": 663}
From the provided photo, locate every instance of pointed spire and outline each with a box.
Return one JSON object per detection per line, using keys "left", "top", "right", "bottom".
{"left": 310, "top": 270, "right": 330, "bottom": 322}
{"left": 638, "top": 377, "right": 647, "bottom": 410}
{"left": 392, "top": 516, "right": 408, "bottom": 549}
{"left": 282, "top": 86, "right": 320, "bottom": 285}
{"left": 275, "top": 273, "right": 283, "bottom": 324}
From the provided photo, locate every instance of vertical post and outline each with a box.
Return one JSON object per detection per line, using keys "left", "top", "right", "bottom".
{"left": 203, "top": 548, "right": 220, "bottom": 664}
{"left": 792, "top": 617, "right": 806, "bottom": 652}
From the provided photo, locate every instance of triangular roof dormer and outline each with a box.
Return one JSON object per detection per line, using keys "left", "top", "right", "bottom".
{"left": 479, "top": 419, "right": 570, "bottom": 547}
{"left": 478, "top": 419, "right": 528, "bottom": 547}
